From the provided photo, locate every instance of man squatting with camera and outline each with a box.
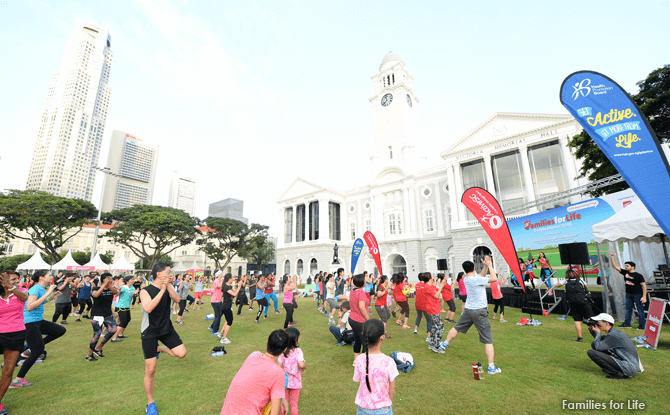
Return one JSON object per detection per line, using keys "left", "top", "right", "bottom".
{"left": 585, "top": 313, "right": 641, "bottom": 380}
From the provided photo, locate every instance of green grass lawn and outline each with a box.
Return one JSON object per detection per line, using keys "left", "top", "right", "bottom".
{"left": 3, "top": 296, "right": 670, "bottom": 415}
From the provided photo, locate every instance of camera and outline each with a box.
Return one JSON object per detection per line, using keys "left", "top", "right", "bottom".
{"left": 585, "top": 318, "right": 597, "bottom": 326}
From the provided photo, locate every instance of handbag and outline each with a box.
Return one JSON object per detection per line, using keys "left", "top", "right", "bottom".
{"left": 342, "top": 329, "right": 355, "bottom": 344}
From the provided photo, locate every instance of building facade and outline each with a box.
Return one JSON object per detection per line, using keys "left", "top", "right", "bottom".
{"left": 101, "top": 131, "right": 159, "bottom": 212}
{"left": 208, "top": 198, "right": 249, "bottom": 224}
{"left": 276, "top": 53, "right": 587, "bottom": 281}
{"left": 25, "top": 19, "right": 113, "bottom": 202}
{"left": 169, "top": 176, "right": 197, "bottom": 216}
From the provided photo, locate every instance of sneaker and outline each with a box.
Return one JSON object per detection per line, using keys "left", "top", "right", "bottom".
{"left": 328, "top": 319, "right": 335, "bottom": 325}
{"left": 264, "top": 316, "right": 267, "bottom": 320}
{"left": 336, "top": 341, "right": 346, "bottom": 346}
{"left": 220, "top": 338, "right": 232, "bottom": 345}
{"left": 75, "top": 319, "right": 81, "bottom": 322}
{"left": 60, "top": 321, "right": 69, "bottom": 325}
{"left": 637, "top": 325, "right": 645, "bottom": 331}
{"left": 211, "top": 332, "right": 221, "bottom": 336}
{"left": 110, "top": 339, "right": 123, "bottom": 343}
{"left": 426, "top": 336, "right": 430, "bottom": 342}
{"left": 184, "top": 309, "right": 189, "bottom": 313}
{"left": 440, "top": 340, "right": 449, "bottom": 349}
{"left": 487, "top": 366, "right": 502, "bottom": 374}
{"left": 385, "top": 334, "right": 391, "bottom": 339}
{"left": 85, "top": 355, "right": 97, "bottom": 362}
{"left": 391, "top": 311, "right": 396, "bottom": 318}
{"left": 0, "top": 403, "right": 7, "bottom": 415}
{"left": 237, "top": 313, "right": 242, "bottom": 316}
{"left": 9, "top": 378, "right": 34, "bottom": 388}
{"left": 499, "top": 319, "right": 507, "bottom": 323}
{"left": 413, "top": 328, "right": 418, "bottom": 334}
{"left": 606, "top": 374, "right": 631, "bottom": 380}
{"left": 275, "top": 310, "right": 281, "bottom": 315}
{"left": 176, "top": 321, "right": 183, "bottom": 325}
{"left": 208, "top": 326, "right": 213, "bottom": 332}
{"left": 217, "top": 332, "right": 224, "bottom": 338}
{"left": 93, "top": 349, "right": 105, "bottom": 358}
{"left": 146, "top": 402, "right": 158, "bottom": 415}
{"left": 248, "top": 307, "right": 254, "bottom": 311}
{"left": 402, "top": 325, "right": 411, "bottom": 329}
{"left": 288, "top": 322, "right": 298, "bottom": 327}
{"left": 429, "top": 345, "right": 445, "bottom": 354}
{"left": 448, "top": 319, "right": 456, "bottom": 323}
{"left": 82, "top": 315, "right": 90, "bottom": 319}
{"left": 575, "top": 337, "right": 583, "bottom": 343}
{"left": 618, "top": 323, "right": 632, "bottom": 328}
{"left": 198, "top": 307, "right": 202, "bottom": 310}
{"left": 20, "top": 350, "right": 31, "bottom": 359}
{"left": 493, "top": 315, "right": 497, "bottom": 320}
{"left": 254, "top": 321, "right": 260, "bottom": 324}
{"left": 172, "top": 311, "right": 177, "bottom": 315}
{"left": 119, "top": 335, "right": 129, "bottom": 339}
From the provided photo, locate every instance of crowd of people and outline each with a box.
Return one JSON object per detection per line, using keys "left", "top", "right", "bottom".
{"left": 0, "top": 251, "right": 647, "bottom": 415}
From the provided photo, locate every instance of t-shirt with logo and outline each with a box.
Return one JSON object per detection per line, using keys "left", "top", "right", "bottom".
{"left": 393, "top": 283, "right": 407, "bottom": 302}
{"left": 24, "top": 284, "right": 47, "bottom": 324}
{"left": 264, "top": 279, "right": 275, "bottom": 294}
{"left": 90, "top": 288, "right": 114, "bottom": 318}
{"left": 374, "top": 285, "right": 388, "bottom": 307}
{"left": 1, "top": 293, "right": 27, "bottom": 333}
{"left": 619, "top": 270, "right": 645, "bottom": 295}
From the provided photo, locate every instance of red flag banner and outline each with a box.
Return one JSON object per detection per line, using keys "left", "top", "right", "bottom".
{"left": 461, "top": 187, "right": 525, "bottom": 292}
{"left": 363, "top": 231, "right": 383, "bottom": 275}
{"left": 644, "top": 298, "right": 667, "bottom": 350}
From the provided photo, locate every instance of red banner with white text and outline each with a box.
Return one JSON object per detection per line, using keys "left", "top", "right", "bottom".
{"left": 461, "top": 187, "right": 525, "bottom": 292}
{"left": 363, "top": 231, "right": 383, "bottom": 275}
{"left": 644, "top": 298, "right": 667, "bottom": 350}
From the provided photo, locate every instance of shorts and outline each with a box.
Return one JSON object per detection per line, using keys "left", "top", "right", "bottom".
{"left": 453, "top": 308, "right": 493, "bottom": 344}
{"left": 194, "top": 292, "right": 203, "bottom": 299}
{"left": 118, "top": 309, "right": 131, "bottom": 328}
{"left": 445, "top": 299, "right": 456, "bottom": 312}
{"left": 222, "top": 307, "right": 234, "bottom": 326}
{"left": 460, "top": 295, "right": 467, "bottom": 302}
{"left": 257, "top": 297, "right": 269, "bottom": 308}
{"left": 397, "top": 301, "right": 410, "bottom": 318}
{"left": 0, "top": 330, "right": 26, "bottom": 352}
{"left": 570, "top": 301, "right": 593, "bottom": 322}
{"left": 326, "top": 298, "right": 340, "bottom": 311}
{"left": 142, "top": 328, "right": 183, "bottom": 360}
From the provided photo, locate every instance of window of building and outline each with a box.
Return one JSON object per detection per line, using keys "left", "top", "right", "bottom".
{"left": 309, "top": 201, "right": 319, "bottom": 241}
{"left": 492, "top": 150, "right": 527, "bottom": 212}
{"left": 388, "top": 214, "right": 402, "bottom": 235}
{"left": 473, "top": 246, "right": 493, "bottom": 274}
{"left": 461, "top": 159, "right": 487, "bottom": 220}
{"left": 296, "top": 204, "right": 306, "bottom": 242}
{"left": 284, "top": 207, "right": 293, "bottom": 243}
{"left": 365, "top": 219, "right": 371, "bottom": 232}
{"left": 310, "top": 258, "right": 318, "bottom": 275}
{"left": 297, "top": 259, "right": 303, "bottom": 275}
{"left": 329, "top": 202, "right": 341, "bottom": 241}
{"left": 284, "top": 260, "right": 290, "bottom": 275}
{"left": 350, "top": 222, "right": 356, "bottom": 240}
{"left": 528, "top": 141, "right": 568, "bottom": 210}
{"left": 389, "top": 214, "right": 396, "bottom": 234}
{"left": 424, "top": 209, "right": 434, "bottom": 232}
{"left": 389, "top": 146, "right": 393, "bottom": 159}
{"left": 181, "top": 250, "right": 188, "bottom": 255}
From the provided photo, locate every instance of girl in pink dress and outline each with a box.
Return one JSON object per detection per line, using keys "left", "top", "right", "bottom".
{"left": 353, "top": 319, "right": 398, "bottom": 415}
{"left": 278, "top": 327, "right": 305, "bottom": 415}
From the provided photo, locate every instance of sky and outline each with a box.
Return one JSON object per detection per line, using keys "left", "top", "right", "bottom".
{"left": 0, "top": 0, "right": 668, "bottom": 237}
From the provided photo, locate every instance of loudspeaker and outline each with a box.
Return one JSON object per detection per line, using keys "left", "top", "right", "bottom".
{"left": 204, "top": 270, "right": 211, "bottom": 277}
{"left": 437, "top": 259, "right": 448, "bottom": 271}
{"left": 558, "top": 242, "right": 590, "bottom": 265}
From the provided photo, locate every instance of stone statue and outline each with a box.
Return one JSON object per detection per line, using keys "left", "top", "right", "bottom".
{"left": 333, "top": 243, "right": 339, "bottom": 264}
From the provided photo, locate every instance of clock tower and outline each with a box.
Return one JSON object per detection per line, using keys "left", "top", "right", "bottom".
{"left": 369, "top": 52, "right": 419, "bottom": 176}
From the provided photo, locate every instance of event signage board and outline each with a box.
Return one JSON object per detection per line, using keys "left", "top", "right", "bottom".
{"left": 351, "top": 238, "right": 364, "bottom": 274}
{"left": 508, "top": 189, "right": 636, "bottom": 251}
{"left": 560, "top": 71, "right": 670, "bottom": 237}
{"left": 67, "top": 265, "right": 95, "bottom": 271}
{"left": 461, "top": 187, "right": 524, "bottom": 291}
{"left": 643, "top": 298, "right": 667, "bottom": 350}
{"left": 363, "top": 231, "right": 383, "bottom": 275}
{"left": 303, "top": 284, "right": 317, "bottom": 297}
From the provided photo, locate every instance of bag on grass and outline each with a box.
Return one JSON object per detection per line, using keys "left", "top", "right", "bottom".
{"left": 390, "top": 351, "right": 415, "bottom": 374}
{"left": 211, "top": 345, "right": 227, "bottom": 353}
{"left": 342, "top": 329, "right": 355, "bottom": 344}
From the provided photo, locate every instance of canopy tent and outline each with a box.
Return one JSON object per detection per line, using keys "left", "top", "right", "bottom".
{"left": 187, "top": 260, "right": 203, "bottom": 271}
{"left": 591, "top": 199, "right": 668, "bottom": 321}
{"left": 172, "top": 261, "right": 189, "bottom": 272}
{"left": 16, "top": 250, "right": 51, "bottom": 271}
{"left": 109, "top": 255, "right": 135, "bottom": 271}
{"left": 83, "top": 252, "right": 111, "bottom": 271}
{"left": 51, "top": 251, "right": 81, "bottom": 271}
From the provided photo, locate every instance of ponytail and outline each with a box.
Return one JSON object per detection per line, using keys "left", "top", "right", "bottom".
{"left": 361, "top": 319, "right": 385, "bottom": 393}
{"left": 364, "top": 334, "right": 371, "bottom": 393}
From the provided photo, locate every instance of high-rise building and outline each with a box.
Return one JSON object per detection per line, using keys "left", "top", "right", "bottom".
{"left": 25, "top": 19, "right": 113, "bottom": 201}
{"left": 101, "top": 131, "right": 159, "bottom": 212}
{"left": 208, "top": 198, "right": 249, "bottom": 224}
{"left": 169, "top": 177, "right": 197, "bottom": 216}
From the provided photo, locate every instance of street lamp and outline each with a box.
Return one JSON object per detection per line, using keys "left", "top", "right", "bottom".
{"left": 91, "top": 166, "right": 119, "bottom": 258}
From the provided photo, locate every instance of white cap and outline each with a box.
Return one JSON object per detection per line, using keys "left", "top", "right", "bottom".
{"left": 214, "top": 270, "right": 223, "bottom": 278}
{"left": 591, "top": 313, "right": 614, "bottom": 324}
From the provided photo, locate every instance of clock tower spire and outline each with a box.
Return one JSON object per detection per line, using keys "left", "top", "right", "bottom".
{"left": 369, "top": 52, "right": 419, "bottom": 177}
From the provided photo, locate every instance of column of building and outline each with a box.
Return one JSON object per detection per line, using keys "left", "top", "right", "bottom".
{"left": 518, "top": 144, "right": 538, "bottom": 213}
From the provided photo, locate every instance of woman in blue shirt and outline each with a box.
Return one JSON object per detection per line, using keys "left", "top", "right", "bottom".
{"left": 110, "top": 276, "right": 137, "bottom": 343}
{"left": 11, "top": 270, "right": 66, "bottom": 388}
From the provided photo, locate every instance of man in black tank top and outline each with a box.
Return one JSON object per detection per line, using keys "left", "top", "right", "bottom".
{"left": 139, "top": 262, "right": 186, "bottom": 415}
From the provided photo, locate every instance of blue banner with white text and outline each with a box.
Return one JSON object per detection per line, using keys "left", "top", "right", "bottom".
{"left": 560, "top": 71, "right": 670, "bottom": 237}
{"left": 351, "top": 238, "right": 364, "bottom": 274}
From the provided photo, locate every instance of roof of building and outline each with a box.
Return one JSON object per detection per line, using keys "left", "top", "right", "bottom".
{"left": 380, "top": 51, "right": 404, "bottom": 70}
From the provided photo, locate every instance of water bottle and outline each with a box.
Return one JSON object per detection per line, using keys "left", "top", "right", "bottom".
{"left": 210, "top": 351, "right": 226, "bottom": 357}
{"left": 477, "top": 362, "right": 484, "bottom": 380}
{"left": 472, "top": 363, "right": 480, "bottom": 380}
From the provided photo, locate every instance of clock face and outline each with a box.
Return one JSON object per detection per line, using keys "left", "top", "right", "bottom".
{"left": 406, "top": 94, "right": 412, "bottom": 107}
{"left": 381, "top": 93, "right": 393, "bottom": 107}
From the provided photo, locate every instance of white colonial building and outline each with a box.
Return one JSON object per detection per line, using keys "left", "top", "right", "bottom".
{"left": 276, "top": 53, "right": 588, "bottom": 281}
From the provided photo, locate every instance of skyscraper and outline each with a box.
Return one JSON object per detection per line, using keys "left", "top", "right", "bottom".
{"left": 169, "top": 177, "right": 197, "bottom": 216}
{"left": 25, "top": 19, "right": 113, "bottom": 201}
{"left": 101, "top": 131, "right": 159, "bottom": 212}
{"left": 208, "top": 198, "right": 249, "bottom": 224}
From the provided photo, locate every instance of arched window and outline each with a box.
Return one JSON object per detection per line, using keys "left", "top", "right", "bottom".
{"left": 297, "top": 259, "right": 303, "bottom": 275}
{"left": 390, "top": 254, "right": 407, "bottom": 276}
{"left": 472, "top": 246, "right": 493, "bottom": 274}
{"left": 284, "top": 260, "right": 290, "bottom": 275}
{"left": 310, "top": 258, "right": 318, "bottom": 275}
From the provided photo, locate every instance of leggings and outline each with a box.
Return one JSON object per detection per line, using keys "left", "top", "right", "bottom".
{"left": 90, "top": 315, "right": 117, "bottom": 352}
{"left": 211, "top": 302, "right": 223, "bottom": 332}
{"left": 17, "top": 320, "right": 66, "bottom": 378}
{"left": 118, "top": 309, "right": 131, "bottom": 328}
{"left": 264, "top": 292, "right": 279, "bottom": 314}
{"left": 52, "top": 302, "right": 72, "bottom": 322}
{"left": 132, "top": 295, "right": 139, "bottom": 306}
{"left": 349, "top": 319, "right": 365, "bottom": 354}
{"left": 397, "top": 301, "right": 410, "bottom": 319}
{"left": 285, "top": 388, "right": 301, "bottom": 415}
{"left": 237, "top": 304, "right": 245, "bottom": 315}
{"left": 493, "top": 298, "right": 505, "bottom": 314}
{"left": 283, "top": 303, "right": 294, "bottom": 329}
{"left": 78, "top": 298, "right": 92, "bottom": 315}
{"left": 428, "top": 314, "right": 445, "bottom": 349}
{"left": 178, "top": 299, "right": 187, "bottom": 317}
{"left": 414, "top": 310, "right": 432, "bottom": 332}
{"left": 256, "top": 298, "right": 268, "bottom": 321}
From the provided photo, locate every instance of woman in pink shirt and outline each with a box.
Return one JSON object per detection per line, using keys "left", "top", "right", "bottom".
{"left": 0, "top": 271, "right": 28, "bottom": 415}
{"left": 353, "top": 319, "right": 398, "bottom": 415}
{"left": 349, "top": 273, "right": 370, "bottom": 359}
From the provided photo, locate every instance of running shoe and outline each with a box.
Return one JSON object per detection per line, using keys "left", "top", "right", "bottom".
{"left": 413, "top": 328, "right": 418, "bottom": 334}
{"left": 208, "top": 326, "right": 213, "bottom": 332}
{"left": 288, "top": 322, "right": 298, "bottom": 326}
{"left": 0, "top": 403, "right": 8, "bottom": 415}
{"left": 211, "top": 332, "right": 220, "bottom": 336}
{"left": 575, "top": 337, "right": 583, "bottom": 343}
{"left": 60, "top": 321, "right": 69, "bottom": 325}
{"left": 426, "top": 336, "right": 430, "bottom": 342}
{"left": 275, "top": 310, "right": 281, "bottom": 314}
{"left": 336, "top": 341, "right": 346, "bottom": 346}
{"left": 492, "top": 315, "right": 497, "bottom": 320}
{"left": 384, "top": 334, "right": 391, "bottom": 339}
{"left": 217, "top": 332, "right": 224, "bottom": 338}
{"left": 119, "top": 335, "right": 129, "bottom": 339}
{"left": 220, "top": 338, "right": 232, "bottom": 345}
{"left": 396, "top": 320, "right": 402, "bottom": 326}
{"left": 402, "top": 325, "right": 411, "bottom": 329}
{"left": 9, "top": 378, "right": 34, "bottom": 388}
{"left": 391, "top": 311, "right": 396, "bottom": 318}
{"left": 487, "top": 366, "right": 502, "bottom": 374}
{"left": 93, "top": 349, "right": 105, "bottom": 358}
{"left": 198, "top": 307, "right": 202, "bottom": 310}
{"left": 440, "top": 341, "right": 449, "bottom": 349}
{"left": 248, "top": 307, "right": 254, "bottom": 311}
{"left": 184, "top": 309, "right": 189, "bottom": 313}
{"left": 82, "top": 315, "right": 90, "bottom": 319}
{"left": 264, "top": 316, "right": 267, "bottom": 320}
{"left": 20, "top": 350, "right": 31, "bottom": 359}
{"left": 176, "top": 321, "right": 183, "bottom": 325}
{"left": 254, "top": 321, "right": 260, "bottom": 324}
{"left": 110, "top": 339, "right": 123, "bottom": 343}
{"left": 146, "top": 402, "right": 158, "bottom": 415}
{"left": 85, "top": 355, "right": 97, "bottom": 362}
{"left": 237, "top": 313, "right": 242, "bottom": 316}
{"left": 499, "top": 319, "right": 507, "bottom": 323}
{"left": 75, "top": 319, "right": 81, "bottom": 322}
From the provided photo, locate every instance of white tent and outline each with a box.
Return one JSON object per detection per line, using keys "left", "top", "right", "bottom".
{"left": 16, "top": 250, "right": 52, "bottom": 271}
{"left": 84, "top": 252, "right": 111, "bottom": 271}
{"left": 109, "top": 255, "right": 135, "bottom": 271}
{"left": 187, "top": 260, "right": 202, "bottom": 270}
{"left": 172, "top": 261, "right": 189, "bottom": 272}
{"left": 592, "top": 199, "right": 668, "bottom": 321}
{"left": 51, "top": 251, "right": 81, "bottom": 271}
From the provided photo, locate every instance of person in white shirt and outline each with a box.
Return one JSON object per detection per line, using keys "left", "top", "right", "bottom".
{"left": 329, "top": 301, "right": 352, "bottom": 346}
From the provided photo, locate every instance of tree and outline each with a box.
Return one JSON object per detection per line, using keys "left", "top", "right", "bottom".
{"left": 135, "top": 254, "right": 173, "bottom": 270}
{"left": 0, "top": 190, "right": 98, "bottom": 263}
{"left": 70, "top": 250, "right": 114, "bottom": 265}
{"left": 634, "top": 64, "right": 670, "bottom": 142}
{"left": 0, "top": 253, "right": 53, "bottom": 271}
{"left": 199, "top": 241, "right": 227, "bottom": 270}
{"left": 201, "top": 218, "right": 269, "bottom": 272}
{"left": 239, "top": 231, "right": 275, "bottom": 273}
{"left": 102, "top": 205, "right": 200, "bottom": 271}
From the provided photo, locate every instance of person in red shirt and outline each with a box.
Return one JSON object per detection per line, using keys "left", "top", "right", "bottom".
{"left": 413, "top": 274, "right": 432, "bottom": 340}
{"left": 374, "top": 275, "right": 391, "bottom": 338}
{"left": 392, "top": 274, "right": 410, "bottom": 329}
{"left": 421, "top": 272, "right": 446, "bottom": 353}
{"left": 440, "top": 273, "right": 456, "bottom": 323}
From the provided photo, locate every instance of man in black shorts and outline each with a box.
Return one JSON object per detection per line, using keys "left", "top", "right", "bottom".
{"left": 555, "top": 269, "right": 593, "bottom": 342}
{"left": 139, "top": 262, "right": 186, "bottom": 415}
